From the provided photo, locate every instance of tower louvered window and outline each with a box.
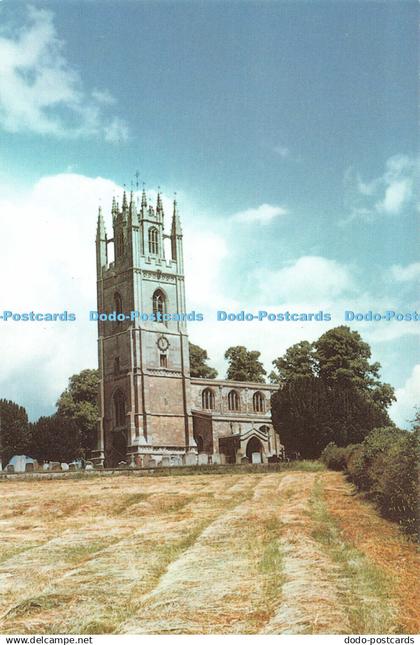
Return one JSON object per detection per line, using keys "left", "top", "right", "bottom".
{"left": 153, "top": 289, "right": 166, "bottom": 317}
{"left": 149, "top": 227, "right": 159, "bottom": 254}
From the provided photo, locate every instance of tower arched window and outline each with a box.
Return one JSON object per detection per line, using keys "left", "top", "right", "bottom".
{"left": 202, "top": 388, "right": 215, "bottom": 410}
{"left": 253, "top": 391, "right": 265, "bottom": 413}
{"left": 113, "top": 390, "right": 126, "bottom": 428}
{"left": 228, "top": 390, "right": 240, "bottom": 411}
{"left": 116, "top": 231, "right": 124, "bottom": 259}
{"left": 149, "top": 227, "right": 159, "bottom": 254}
{"left": 114, "top": 292, "right": 123, "bottom": 316}
{"left": 152, "top": 289, "right": 166, "bottom": 317}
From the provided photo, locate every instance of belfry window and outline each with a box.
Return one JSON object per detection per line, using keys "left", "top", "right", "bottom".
{"left": 228, "top": 390, "right": 240, "bottom": 411}
{"left": 202, "top": 388, "right": 215, "bottom": 410}
{"left": 253, "top": 391, "right": 265, "bottom": 413}
{"left": 113, "top": 390, "right": 126, "bottom": 427}
{"left": 152, "top": 289, "right": 166, "bottom": 317}
{"left": 149, "top": 227, "right": 159, "bottom": 254}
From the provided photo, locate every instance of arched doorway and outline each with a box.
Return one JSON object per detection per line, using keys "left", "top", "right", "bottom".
{"left": 246, "top": 436, "right": 263, "bottom": 463}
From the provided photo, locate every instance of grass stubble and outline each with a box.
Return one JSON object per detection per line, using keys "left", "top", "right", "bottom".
{"left": 0, "top": 467, "right": 418, "bottom": 635}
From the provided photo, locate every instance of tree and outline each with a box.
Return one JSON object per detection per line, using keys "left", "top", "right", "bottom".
{"left": 224, "top": 346, "right": 266, "bottom": 383}
{"left": 189, "top": 343, "right": 218, "bottom": 378}
{"left": 314, "top": 326, "right": 395, "bottom": 398}
{"left": 270, "top": 340, "right": 316, "bottom": 384}
{"left": 271, "top": 376, "right": 391, "bottom": 459}
{"left": 271, "top": 327, "right": 395, "bottom": 458}
{"left": 29, "top": 415, "right": 81, "bottom": 463}
{"left": 56, "top": 369, "right": 99, "bottom": 457}
{"left": 0, "top": 399, "right": 30, "bottom": 466}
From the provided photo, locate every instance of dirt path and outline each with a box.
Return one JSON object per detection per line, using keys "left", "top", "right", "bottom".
{"left": 0, "top": 470, "right": 418, "bottom": 634}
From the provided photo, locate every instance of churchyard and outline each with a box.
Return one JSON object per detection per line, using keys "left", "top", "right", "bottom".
{"left": 0, "top": 469, "right": 418, "bottom": 635}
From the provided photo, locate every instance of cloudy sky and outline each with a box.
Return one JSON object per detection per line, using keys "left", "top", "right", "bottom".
{"left": 0, "top": 1, "right": 418, "bottom": 427}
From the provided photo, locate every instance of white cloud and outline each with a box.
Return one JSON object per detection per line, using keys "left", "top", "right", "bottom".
{"left": 0, "top": 173, "right": 416, "bottom": 422}
{"left": 390, "top": 262, "right": 420, "bottom": 282}
{"left": 0, "top": 6, "right": 128, "bottom": 140}
{"left": 345, "top": 154, "right": 417, "bottom": 221}
{"left": 254, "top": 256, "right": 355, "bottom": 304}
{"left": 390, "top": 365, "right": 420, "bottom": 428}
{"left": 232, "top": 203, "right": 288, "bottom": 225}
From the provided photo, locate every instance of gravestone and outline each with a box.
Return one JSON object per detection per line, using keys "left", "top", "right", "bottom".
{"left": 51, "top": 462, "right": 61, "bottom": 471}
{"left": 6, "top": 464, "right": 14, "bottom": 473}
{"left": 61, "top": 463, "right": 69, "bottom": 471}
{"left": 43, "top": 463, "right": 50, "bottom": 471}
{"left": 211, "top": 453, "right": 221, "bottom": 465}
{"left": 25, "top": 462, "right": 34, "bottom": 472}
{"left": 251, "top": 452, "right": 262, "bottom": 464}
{"left": 68, "top": 463, "right": 76, "bottom": 471}
{"left": 134, "top": 454, "right": 142, "bottom": 467}
{"left": 241, "top": 456, "right": 250, "bottom": 464}
{"left": 198, "top": 453, "right": 208, "bottom": 465}
{"left": 171, "top": 455, "right": 182, "bottom": 467}
{"left": 184, "top": 452, "right": 197, "bottom": 466}
{"left": 161, "top": 456, "right": 171, "bottom": 467}
{"left": 148, "top": 458, "right": 157, "bottom": 468}
{"left": 85, "top": 463, "right": 94, "bottom": 471}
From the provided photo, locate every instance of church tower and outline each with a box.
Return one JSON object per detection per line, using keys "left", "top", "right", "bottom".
{"left": 94, "top": 189, "right": 195, "bottom": 467}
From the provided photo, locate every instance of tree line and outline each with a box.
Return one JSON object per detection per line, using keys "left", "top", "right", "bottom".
{"left": 0, "top": 328, "right": 412, "bottom": 466}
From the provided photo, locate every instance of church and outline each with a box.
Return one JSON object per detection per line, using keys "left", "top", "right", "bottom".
{"left": 93, "top": 189, "right": 281, "bottom": 467}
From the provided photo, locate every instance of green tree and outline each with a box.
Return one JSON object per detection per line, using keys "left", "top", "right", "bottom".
{"left": 271, "top": 327, "right": 394, "bottom": 458}
{"left": 0, "top": 399, "right": 30, "bottom": 465}
{"left": 29, "top": 415, "right": 81, "bottom": 463}
{"left": 189, "top": 343, "right": 218, "bottom": 378}
{"left": 224, "top": 345, "right": 266, "bottom": 383}
{"left": 56, "top": 369, "right": 99, "bottom": 457}
{"left": 314, "top": 326, "right": 395, "bottom": 405}
{"left": 271, "top": 377, "right": 391, "bottom": 459}
{"left": 270, "top": 340, "right": 316, "bottom": 384}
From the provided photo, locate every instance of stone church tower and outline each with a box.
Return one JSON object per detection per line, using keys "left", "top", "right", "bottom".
{"left": 94, "top": 188, "right": 281, "bottom": 468}
{"left": 94, "top": 189, "right": 195, "bottom": 466}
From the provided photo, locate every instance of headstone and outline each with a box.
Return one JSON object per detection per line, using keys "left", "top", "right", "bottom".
{"left": 25, "top": 462, "right": 35, "bottom": 472}
{"left": 68, "top": 463, "right": 76, "bottom": 471}
{"left": 43, "top": 463, "right": 50, "bottom": 471}
{"left": 219, "top": 453, "right": 226, "bottom": 465}
{"left": 134, "top": 454, "right": 142, "bottom": 467}
{"left": 184, "top": 452, "right": 197, "bottom": 466}
{"left": 51, "top": 462, "right": 61, "bottom": 471}
{"left": 241, "top": 456, "right": 250, "bottom": 464}
{"left": 198, "top": 453, "right": 208, "bottom": 465}
{"left": 61, "top": 463, "right": 69, "bottom": 471}
{"left": 211, "top": 453, "right": 221, "bottom": 465}
{"left": 161, "top": 456, "right": 171, "bottom": 467}
{"left": 6, "top": 464, "right": 14, "bottom": 473}
{"left": 147, "top": 458, "right": 157, "bottom": 468}
{"left": 171, "top": 455, "right": 182, "bottom": 467}
{"left": 85, "top": 463, "right": 94, "bottom": 471}
{"left": 251, "top": 452, "right": 262, "bottom": 464}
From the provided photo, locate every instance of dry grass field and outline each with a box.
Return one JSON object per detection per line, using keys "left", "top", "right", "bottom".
{"left": 0, "top": 468, "right": 418, "bottom": 635}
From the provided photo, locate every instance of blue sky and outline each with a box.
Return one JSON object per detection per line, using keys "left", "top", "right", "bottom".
{"left": 0, "top": 1, "right": 418, "bottom": 426}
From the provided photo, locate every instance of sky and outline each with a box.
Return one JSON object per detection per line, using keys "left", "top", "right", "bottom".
{"left": 0, "top": 0, "right": 418, "bottom": 427}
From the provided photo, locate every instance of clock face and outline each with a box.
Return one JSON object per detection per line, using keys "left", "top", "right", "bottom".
{"left": 157, "top": 336, "right": 169, "bottom": 351}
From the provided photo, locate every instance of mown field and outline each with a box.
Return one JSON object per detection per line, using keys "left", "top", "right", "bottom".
{"left": 0, "top": 468, "right": 418, "bottom": 635}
